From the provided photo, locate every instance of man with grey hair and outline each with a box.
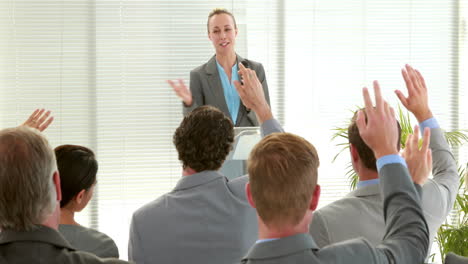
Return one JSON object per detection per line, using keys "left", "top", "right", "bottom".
{"left": 0, "top": 126, "right": 129, "bottom": 264}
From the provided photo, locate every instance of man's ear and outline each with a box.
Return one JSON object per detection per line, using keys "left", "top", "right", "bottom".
{"left": 309, "top": 185, "right": 321, "bottom": 211}
{"left": 350, "top": 143, "right": 360, "bottom": 163}
{"left": 53, "top": 171, "right": 62, "bottom": 201}
{"left": 245, "top": 182, "right": 256, "bottom": 208}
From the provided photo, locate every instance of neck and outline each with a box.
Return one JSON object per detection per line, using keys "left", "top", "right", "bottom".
{"left": 42, "top": 202, "right": 61, "bottom": 229}
{"left": 357, "top": 168, "right": 379, "bottom": 182}
{"left": 59, "top": 207, "right": 79, "bottom": 226}
{"left": 257, "top": 212, "right": 313, "bottom": 240}
{"left": 216, "top": 52, "right": 237, "bottom": 69}
{"left": 182, "top": 167, "right": 197, "bottom": 177}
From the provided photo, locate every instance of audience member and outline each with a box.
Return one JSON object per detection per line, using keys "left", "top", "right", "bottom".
{"left": 128, "top": 63, "right": 282, "bottom": 264}
{"left": 0, "top": 126, "right": 128, "bottom": 264}
{"left": 241, "top": 82, "right": 430, "bottom": 263}
{"left": 310, "top": 65, "right": 459, "bottom": 254}
{"left": 56, "top": 144, "right": 119, "bottom": 258}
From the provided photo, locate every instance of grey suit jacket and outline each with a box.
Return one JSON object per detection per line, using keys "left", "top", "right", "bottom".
{"left": 241, "top": 163, "right": 429, "bottom": 264}
{"left": 59, "top": 224, "right": 119, "bottom": 259}
{"left": 445, "top": 253, "right": 468, "bottom": 264}
{"left": 0, "top": 225, "right": 129, "bottom": 264}
{"left": 310, "top": 127, "right": 459, "bottom": 252}
{"left": 128, "top": 119, "right": 284, "bottom": 264}
{"left": 183, "top": 54, "right": 270, "bottom": 127}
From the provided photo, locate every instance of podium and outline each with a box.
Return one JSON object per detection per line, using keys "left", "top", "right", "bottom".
{"left": 220, "top": 127, "right": 261, "bottom": 180}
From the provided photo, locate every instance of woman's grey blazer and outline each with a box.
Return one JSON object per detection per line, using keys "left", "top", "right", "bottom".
{"left": 183, "top": 54, "right": 270, "bottom": 127}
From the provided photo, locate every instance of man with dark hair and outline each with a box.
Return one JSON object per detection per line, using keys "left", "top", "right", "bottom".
{"left": 310, "top": 65, "right": 459, "bottom": 255}
{"left": 241, "top": 81, "right": 431, "bottom": 263}
{"left": 0, "top": 126, "right": 128, "bottom": 264}
{"left": 129, "top": 63, "right": 283, "bottom": 264}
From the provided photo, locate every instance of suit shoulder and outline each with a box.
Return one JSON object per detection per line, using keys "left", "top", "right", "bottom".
{"left": 132, "top": 194, "right": 169, "bottom": 220}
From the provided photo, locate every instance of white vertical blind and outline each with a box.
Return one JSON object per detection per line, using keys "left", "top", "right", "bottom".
{"left": 0, "top": 0, "right": 465, "bottom": 261}
{"left": 283, "top": 0, "right": 459, "bottom": 206}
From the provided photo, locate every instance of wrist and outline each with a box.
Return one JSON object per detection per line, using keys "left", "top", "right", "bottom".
{"left": 373, "top": 149, "right": 399, "bottom": 159}
{"left": 414, "top": 110, "right": 433, "bottom": 123}
{"left": 255, "top": 104, "right": 273, "bottom": 124}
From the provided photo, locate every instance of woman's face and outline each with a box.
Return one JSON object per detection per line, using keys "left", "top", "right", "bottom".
{"left": 208, "top": 13, "right": 238, "bottom": 56}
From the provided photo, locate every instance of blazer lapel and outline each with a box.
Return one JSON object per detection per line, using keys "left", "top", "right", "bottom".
{"left": 205, "top": 55, "right": 231, "bottom": 118}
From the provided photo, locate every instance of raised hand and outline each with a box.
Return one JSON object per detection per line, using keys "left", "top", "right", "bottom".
{"left": 233, "top": 63, "right": 272, "bottom": 123}
{"left": 168, "top": 79, "right": 193, "bottom": 106}
{"left": 395, "top": 64, "right": 433, "bottom": 122}
{"left": 356, "top": 81, "right": 399, "bottom": 159}
{"left": 402, "top": 125, "right": 432, "bottom": 185}
{"left": 22, "top": 109, "right": 54, "bottom": 132}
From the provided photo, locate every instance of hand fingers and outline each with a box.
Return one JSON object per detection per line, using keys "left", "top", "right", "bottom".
{"left": 33, "top": 109, "right": 45, "bottom": 121}
{"left": 178, "top": 79, "right": 185, "bottom": 87}
{"left": 238, "top": 62, "right": 246, "bottom": 70}
{"left": 362, "top": 87, "right": 373, "bottom": 114}
{"left": 394, "top": 90, "right": 409, "bottom": 108}
{"left": 415, "top": 69, "right": 427, "bottom": 90}
{"left": 233, "top": 80, "right": 243, "bottom": 94}
{"left": 403, "top": 134, "right": 412, "bottom": 157}
{"left": 406, "top": 64, "right": 422, "bottom": 92}
{"left": 356, "top": 110, "right": 367, "bottom": 135}
{"left": 421, "top": 127, "right": 431, "bottom": 153}
{"left": 36, "top": 110, "right": 51, "bottom": 125}
{"left": 167, "top": 80, "right": 177, "bottom": 89}
{"left": 401, "top": 68, "right": 415, "bottom": 97}
{"left": 38, "top": 116, "right": 54, "bottom": 132}
{"left": 373, "top": 81, "right": 383, "bottom": 112}
{"left": 412, "top": 125, "right": 420, "bottom": 149}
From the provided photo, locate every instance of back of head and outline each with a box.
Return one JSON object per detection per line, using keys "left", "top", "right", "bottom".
{"left": 173, "top": 105, "right": 234, "bottom": 172}
{"left": 248, "top": 133, "right": 320, "bottom": 229}
{"left": 348, "top": 109, "right": 401, "bottom": 171}
{"left": 0, "top": 126, "right": 57, "bottom": 231}
{"left": 55, "top": 145, "right": 98, "bottom": 208}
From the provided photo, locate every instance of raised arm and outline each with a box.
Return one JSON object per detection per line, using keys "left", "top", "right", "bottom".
{"left": 22, "top": 109, "right": 54, "bottom": 132}
{"left": 396, "top": 64, "right": 458, "bottom": 228}
{"left": 358, "top": 81, "right": 429, "bottom": 263}
{"left": 234, "top": 63, "right": 272, "bottom": 124}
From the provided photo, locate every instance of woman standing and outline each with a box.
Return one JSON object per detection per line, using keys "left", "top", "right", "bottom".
{"left": 169, "top": 8, "right": 270, "bottom": 127}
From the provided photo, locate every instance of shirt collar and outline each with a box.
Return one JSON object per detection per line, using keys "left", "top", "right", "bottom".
{"left": 357, "top": 178, "right": 380, "bottom": 189}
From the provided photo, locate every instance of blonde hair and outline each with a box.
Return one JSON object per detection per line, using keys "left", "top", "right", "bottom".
{"left": 248, "top": 133, "right": 320, "bottom": 229}
{"left": 0, "top": 126, "right": 57, "bottom": 231}
{"left": 207, "top": 8, "right": 237, "bottom": 33}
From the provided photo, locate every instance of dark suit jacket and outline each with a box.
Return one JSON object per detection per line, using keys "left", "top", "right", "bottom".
{"left": 241, "top": 163, "right": 429, "bottom": 263}
{"left": 0, "top": 225, "right": 128, "bottom": 264}
{"left": 183, "top": 54, "right": 270, "bottom": 127}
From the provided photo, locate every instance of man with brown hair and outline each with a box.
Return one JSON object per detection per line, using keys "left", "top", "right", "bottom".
{"left": 241, "top": 81, "right": 431, "bottom": 263}
{"left": 129, "top": 63, "right": 282, "bottom": 264}
{"left": 310, "top": 65, "right": 459, "bottom": 256}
